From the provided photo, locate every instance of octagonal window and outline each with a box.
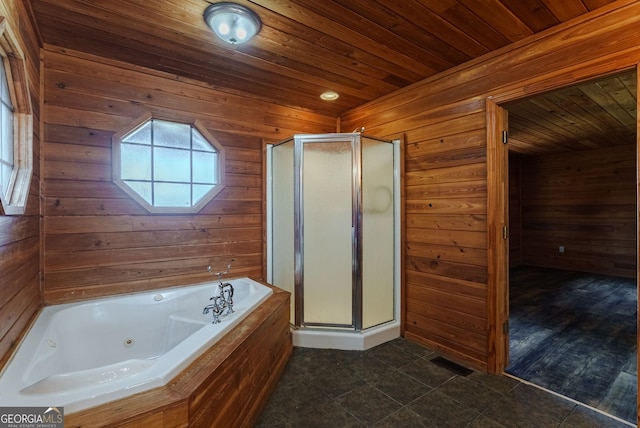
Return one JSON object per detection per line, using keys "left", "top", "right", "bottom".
{"left": 113, "top": 114, "right": 225, "bottom": 213}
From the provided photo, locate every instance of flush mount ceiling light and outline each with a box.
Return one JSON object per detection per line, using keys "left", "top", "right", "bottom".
{"left": 320, "top": 91, "right": 339, "bottom": 101}
{"left": 204, "top": 2, "right": 262, "bottom": 45}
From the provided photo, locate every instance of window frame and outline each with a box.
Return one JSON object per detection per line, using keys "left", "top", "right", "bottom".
{"left": 112, "top": 113, "right": 226, "bottom": 213}
{"left": 0, "top": 18, "right": 33, "bottom": 216}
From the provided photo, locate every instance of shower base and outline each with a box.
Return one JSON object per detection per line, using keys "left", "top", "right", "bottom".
{"left": 291, "top": 320, "right": 400, "bottom": 351}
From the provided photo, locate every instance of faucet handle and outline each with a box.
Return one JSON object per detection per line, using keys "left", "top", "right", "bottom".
{"left": 207, "top": 260, "right": 233, "bottom": 283}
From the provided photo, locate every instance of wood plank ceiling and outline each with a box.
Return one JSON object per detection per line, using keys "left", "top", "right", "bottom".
{"left": 505, "top": 69, "right": 637, "bottom": 155}
{"left": 29, "top": 0, "right": 635, "bottom": 154}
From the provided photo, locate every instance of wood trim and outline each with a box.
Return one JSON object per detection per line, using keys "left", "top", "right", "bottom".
{"left": 261, "top": 138, "right": 268, "bottom": 282}
{"left": 39, "top": 43, "right": 44, "bottom": 305}
{"left": 399, "top": 133, "right": 406, "bottom": 336}
{"left": 487, "top": 65, "right": 639, "bottom": 377}
{"left": 486, "top": 98, "right": 508, "bottom": 374}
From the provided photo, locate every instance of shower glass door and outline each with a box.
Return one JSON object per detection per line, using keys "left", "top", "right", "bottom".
{"left": 297, "top": 135, "right": 356, "bottom": 327}
{"left": 268, "top": 133, "right": 397, "bottom": 332}
{"left": 270, "top": 138, "right": 295, "bottom": 323}
{"left": 362, "top": 137, "right": 395, "bottom": 328}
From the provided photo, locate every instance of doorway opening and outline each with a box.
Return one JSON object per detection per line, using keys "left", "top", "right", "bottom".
{"left": 490, "top": 69, "right": 638, "bottom": 424}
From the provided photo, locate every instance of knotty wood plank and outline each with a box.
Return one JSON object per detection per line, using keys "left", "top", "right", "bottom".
{"left": 44, "top": 172, "right": 260, "bottom": 195}
{"left": 44, "top": 198, "right": 262, "bottom": 216}
{"left": 458, "top": 0, "right": 533, "bottom": 42}
{"left": 407, "top": 227, "right": 486, "bottom": 249}
{"left": 405, "top": 331, "right": 487, "bottom": 372}
{"left": 406, "top": 149, "right": 486, "bottom": 171}
{"left": 406, "top": 213, "right": 486, "bottom": 231}
{"left": 45, "top": 227, "right": 262, "bottom": 252}
{"left": 44, "top": 141, "right": 110, "bottom": 164}
{"left": 406, "top": 270, "right": 488, "bottom": 299}
{"left": 45, "top": 214, "right": 262, "bottom": 234}
{"left": 45, "top": 240, "right": 262, "bottom": 271}
{"left": 406, "top": 242, "right": 487, "bottom": 267}
{"left": 407, "top": 279, "right": 486, "bottom": 319}
{"left": 423, "top": 0, "right": 514, "bottom": 51}
{"left": 405, "top": 311, "right": 487, "bottom": 356}
{"left": 406, "top": 163, "right": 486, "bottom": 186}
{"left": 44, "top": 265, "right": 264, "bottom": 303}
{"left": 0, "top": 283, "right": 40, "bottom": 369}
{"left": 0, "top": 216, "right": 38, "bottom": 245}
{"left": 405, "top": 197, "right": 486, "bottom": 215}
{"left": 406, "top": 130, "right": 484, "bottom": 159}
{"left": 407, "top": 255, "right": 488, "bottom": 283}
{"left": 541, "top": 0, "right": 589, "bottom": 21}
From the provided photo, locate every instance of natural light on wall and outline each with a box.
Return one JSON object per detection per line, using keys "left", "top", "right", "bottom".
{"left": 0, "top": 20, "right": 33, "bottom": 216}
{"left": 112, "top": 114, "right": 225, "bottom": 213}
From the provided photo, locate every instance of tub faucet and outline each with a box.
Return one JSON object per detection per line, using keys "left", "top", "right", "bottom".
{"left": 202, "top": 281, "right": 235, "bottom": 324}
{"left": 203, "top": 262, "right": 235, "bottom": 323}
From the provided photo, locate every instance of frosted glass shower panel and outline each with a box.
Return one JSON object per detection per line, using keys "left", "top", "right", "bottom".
{"left": 362, "top": 138, "right": 395, "bottom": 329}
{"left": 271, "top": 139, "right": 295, "bottom": 323}
{"left": 302, "top": 140, "right": 353, "bottom": 326}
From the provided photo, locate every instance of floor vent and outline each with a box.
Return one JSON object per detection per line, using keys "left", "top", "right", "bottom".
{"left": 430, "top": 356, "right": 473, "bottom": 376}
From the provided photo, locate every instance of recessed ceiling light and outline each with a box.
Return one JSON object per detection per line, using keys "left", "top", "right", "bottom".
{"left": 320, "top": 91, "right": 339, "bottom": 101}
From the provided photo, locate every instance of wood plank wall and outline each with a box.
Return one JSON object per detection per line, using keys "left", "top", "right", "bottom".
{"left": 0, "top": 0, "right": 42, "bottom": 365}
{"left": 341, "top": 0, "right": 640, "bottom": 371}
{"left": 514, "top": 144, "right": 636, "bottom": 278}
{"left": 42, "top": 47, "right": 335, "bottom": 304}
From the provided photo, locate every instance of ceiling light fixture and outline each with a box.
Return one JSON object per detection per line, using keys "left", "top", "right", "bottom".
{"left": 320, "top": 91, "right": 339, "bottom": 101}
{"left": 204, "top": 2, "right": 262, "bottom": 45}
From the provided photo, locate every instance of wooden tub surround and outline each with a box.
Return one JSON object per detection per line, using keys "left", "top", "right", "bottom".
{"left": 64, "top": 284, "right": 292, "bottom": 428}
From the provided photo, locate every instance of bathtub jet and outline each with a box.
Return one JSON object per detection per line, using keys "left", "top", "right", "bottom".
{"left": 0, "top": 277, "right": 272, "bottom": 413}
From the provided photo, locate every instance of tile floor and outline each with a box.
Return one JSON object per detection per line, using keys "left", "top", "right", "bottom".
{"left": 256, "top": 338, "right": 634, "bottom": 427}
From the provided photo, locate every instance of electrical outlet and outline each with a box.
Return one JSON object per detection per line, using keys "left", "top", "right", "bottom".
{"left": 559, "top": 246, "right": 565, "bottom": 253}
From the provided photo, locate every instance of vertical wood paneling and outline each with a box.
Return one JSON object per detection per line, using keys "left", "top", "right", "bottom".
{"left": 42, "top": 47, "right": 336, "bottom": 303}
{"left": 486, "top": 100, "right": 509, "bottom": 373}
{"left": 0, "top": 0, "right": 41, "bottom": 365}
{"left": 517, "top": 144, "right": 636, "bottom": 278}
{"left": 508, "top": 153, "right": 523, "bottom": 266}
{"left": 341, "top": 0, "right": 640, "bottom": 372}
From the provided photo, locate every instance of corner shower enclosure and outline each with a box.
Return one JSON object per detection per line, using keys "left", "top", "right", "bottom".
{"left": 266, "top": 133, "right": 400, "bottom": 350}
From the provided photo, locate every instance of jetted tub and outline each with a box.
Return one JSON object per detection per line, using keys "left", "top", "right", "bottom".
{"left": 0, "top": 277, "right": 272, "bottom": 413}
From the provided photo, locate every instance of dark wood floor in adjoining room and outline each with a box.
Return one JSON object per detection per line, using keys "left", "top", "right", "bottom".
{"left": 507, "top": 265, "right": 638, "bottom": 425}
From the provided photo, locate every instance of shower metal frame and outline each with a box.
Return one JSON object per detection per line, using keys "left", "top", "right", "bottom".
{"left": 268, "top": 132, "right": 399, "bottom": 332}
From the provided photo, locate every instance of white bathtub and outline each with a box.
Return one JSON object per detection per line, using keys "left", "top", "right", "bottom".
{"left": 0, "top": 277, "right": 272, "bottom": 413}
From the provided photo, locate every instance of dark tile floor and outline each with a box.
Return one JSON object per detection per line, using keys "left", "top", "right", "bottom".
{"left": 256, "top": 338, "right": 633, "bottom": 427}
